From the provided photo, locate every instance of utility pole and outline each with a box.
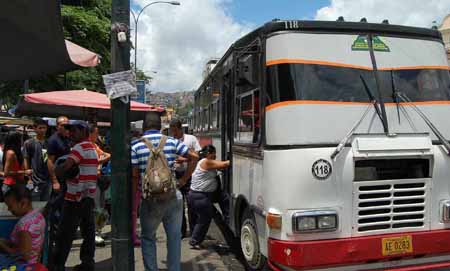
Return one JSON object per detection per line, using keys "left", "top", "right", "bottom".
{"left": 111, "top": 0, "right": 134, "bottom": 270}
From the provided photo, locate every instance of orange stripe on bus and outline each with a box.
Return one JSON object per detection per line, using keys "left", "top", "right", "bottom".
{"left": 265, "top": 100, "right": 370, "bottom": 111}
{"left": 265, "top": 59, "right": 372, "bottom": 70}
{"left": 265, "top": 100, "right": 450, "bottom": 111}
{"left": 266, "top": 59, "right": 450, "bottom": 71}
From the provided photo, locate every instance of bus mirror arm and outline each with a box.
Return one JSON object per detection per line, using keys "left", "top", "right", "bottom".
{"left": 396, "top": 92, "right": 450, "bottom": 156}
{"left": 330, "top": 103, "right": 373, "bottom": 160}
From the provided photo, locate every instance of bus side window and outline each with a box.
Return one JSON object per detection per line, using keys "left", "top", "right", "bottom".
{"left": 211, "top": 101, "right": 218, "bottom": 129}
{"left": 235, "top": 90, "right": 260, "bottom": 144}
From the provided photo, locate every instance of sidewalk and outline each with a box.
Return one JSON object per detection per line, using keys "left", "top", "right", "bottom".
{"left": 65, "top": 220, "right": 242, "bottom": 271}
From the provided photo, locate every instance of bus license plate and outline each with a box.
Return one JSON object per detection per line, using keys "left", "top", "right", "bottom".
{"left": 382, "top": 235, "right": 413, "bottom": 256}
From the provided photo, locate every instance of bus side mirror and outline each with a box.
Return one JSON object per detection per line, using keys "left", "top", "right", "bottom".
{"left": 237, "top": 54, "right": 256, "bottom": 86}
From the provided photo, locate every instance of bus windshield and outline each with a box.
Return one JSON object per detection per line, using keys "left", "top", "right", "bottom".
{"left": 265, "top": 32, "right": 450, "bottom": 105}
{"left": 266, "top": 64, "right": 450, "bottom": 104}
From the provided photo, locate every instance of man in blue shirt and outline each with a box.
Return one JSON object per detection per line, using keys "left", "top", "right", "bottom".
{"left": 131, "top": 113, "right": 198, "bottom": 271}
{"left": 47, "top": 116, "right": 71, "bottom": 193}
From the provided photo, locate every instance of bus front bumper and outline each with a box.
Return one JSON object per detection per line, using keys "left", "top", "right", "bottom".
{"left": 268, "top": 230, "right": 450, "bottom": 270}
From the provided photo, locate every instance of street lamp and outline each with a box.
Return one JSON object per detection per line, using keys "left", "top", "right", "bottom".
{"left": 131, "top": 1, "right": 180, "bottom": 77}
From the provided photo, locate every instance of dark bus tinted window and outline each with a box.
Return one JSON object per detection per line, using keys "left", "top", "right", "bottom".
{"left": 266, "top": 64, "right": 450, "bottom": 104}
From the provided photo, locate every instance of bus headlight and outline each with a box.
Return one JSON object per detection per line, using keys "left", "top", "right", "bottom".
{"left": 297, "top": 216, "right": 316, "bottom": 231}
{"left": 441, "top": 201, "right": 450, "bottom": 223}
{"left": 293, "top": 210, "right": 338, "bottom": 233}
{"left": 318, "top": 215, "right": 337, "bottom": 229}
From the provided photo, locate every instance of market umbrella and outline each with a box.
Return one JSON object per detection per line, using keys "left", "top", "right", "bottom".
{"left": 0, "top": 1, "right": 100, "bottom": 81}
{"left": 14, "top": 89, "right": 165, "bottom": 122}
{"left": 65, "top": 40, "right": 100, "bottom": 67}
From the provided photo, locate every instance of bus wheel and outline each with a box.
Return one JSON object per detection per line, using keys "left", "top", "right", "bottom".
{"left": 240, "top": 210, "right": 267, "bottom": 270}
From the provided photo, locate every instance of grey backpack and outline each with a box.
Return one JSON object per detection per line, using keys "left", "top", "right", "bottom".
{"left": 141, "top": 136, "right": 176, "bottom": 201}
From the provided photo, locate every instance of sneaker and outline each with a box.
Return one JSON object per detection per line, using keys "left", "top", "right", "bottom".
{"left": 95, "top": 235, "right": 105, "bottom": 247}
{"left": 189, "top": 239, "right": 201, "bottom": 249}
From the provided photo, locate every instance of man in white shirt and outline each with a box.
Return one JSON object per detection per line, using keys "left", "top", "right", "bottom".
{"left": 169, "top": 119, "right": 201, "bottom": 238}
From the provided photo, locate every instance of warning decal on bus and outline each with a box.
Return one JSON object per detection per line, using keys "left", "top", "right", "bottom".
{"left": 312, "top": 159, "right": 332, "bottom": 180}
{"left": 352, "top": 35, "right": 390, "bottom": 52}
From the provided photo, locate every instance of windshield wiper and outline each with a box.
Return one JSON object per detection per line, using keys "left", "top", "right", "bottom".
{"left": 391, "top": 71, "right": 401, "bottom": 124}
{"left": 360, "top": 75, "right": 386, "bottom": 128}
{"left": 330, "top": 76, "right": 388, "bottom": 160}
{"left": 330, "top": 103, "right": 373, "bottom": 160}
{"left": 395, "top": 92, "right": 450, "bottom": 155}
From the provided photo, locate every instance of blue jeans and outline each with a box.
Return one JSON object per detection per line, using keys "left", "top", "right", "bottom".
{"left": 140, "top": 190, "right": 183, "bottom": 271}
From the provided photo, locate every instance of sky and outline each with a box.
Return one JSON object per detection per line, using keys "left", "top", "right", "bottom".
{"left": 131, "top": 0, "right": 450, "bottom": 93}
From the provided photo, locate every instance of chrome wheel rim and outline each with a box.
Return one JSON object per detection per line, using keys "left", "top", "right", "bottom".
{"left": 241, "top": 224, "right": 256, "bottom": 263}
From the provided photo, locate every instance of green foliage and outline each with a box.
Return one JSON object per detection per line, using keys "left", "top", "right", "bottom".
{"left": 0, "top": 0, "right": 113, "bottom": 108}
{"left": 61, "top": 0, "right": 112, "bottom": 91}
{"left": 131, "top": 63, "right": 154, "bottom": 83}
{"left": 175, "top": 101, "right": 194, "bottom": 119}
{"left": 0, "top": 81, "right": 24, "bottom": 111}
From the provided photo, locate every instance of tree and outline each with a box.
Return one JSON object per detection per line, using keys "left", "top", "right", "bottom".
{"left": 0, "top": 0, "right": 112, "bottom": 110}
{"left": 59, "top": 0, "right": 112, "bottom": 91}
{"left": 175, "top": 101, "right": 193, "bottom": 120}
{"left": 131, "top": 63, "right": 154, "bottom": 83}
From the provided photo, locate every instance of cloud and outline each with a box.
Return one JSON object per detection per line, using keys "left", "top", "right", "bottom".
{"left": 132, "top": 0, "right": 252, "bottom": 92}
{"left": 315, "top": 0, "right": 450, "bottom": 27}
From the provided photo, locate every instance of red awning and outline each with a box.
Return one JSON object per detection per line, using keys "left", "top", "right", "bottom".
{"left": 65, "top": 40, "right": 100, "bottom": 67}
{"left": 15, "top": 89, "right": 165, "bottom": 121}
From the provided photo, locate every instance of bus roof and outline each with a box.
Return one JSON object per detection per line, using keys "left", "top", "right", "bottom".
{"left": 236, "top": 20, "right": 442, "bottom": 48}
{"left": 196, "top": 19, "right": 443, "bottom": 93}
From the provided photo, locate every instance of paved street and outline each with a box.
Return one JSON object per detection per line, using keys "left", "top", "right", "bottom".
{"left": 65, "top": 220, "right": 245, "bottom": 271}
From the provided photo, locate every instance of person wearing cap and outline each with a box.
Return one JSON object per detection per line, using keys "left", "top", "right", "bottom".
{"left": 53, "top": 120, "right": 99, "bottom": 271}
{"left": 46, "top": 116, "right": 71, "bottom": 267}
{"left": 47, "top": 116, "right": 71, "bottom": 193}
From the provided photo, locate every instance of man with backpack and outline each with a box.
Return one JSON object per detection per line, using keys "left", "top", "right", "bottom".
{"left": 131, "top": 113, "right": 198, "bottom": 271}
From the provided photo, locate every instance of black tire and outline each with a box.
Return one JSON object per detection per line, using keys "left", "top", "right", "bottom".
{"left": 240, "top": 209, "right": 268, "bottom": 270}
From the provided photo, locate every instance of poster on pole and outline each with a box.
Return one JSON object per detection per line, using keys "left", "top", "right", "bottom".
{"left": 132, "top": 80, "right": 146, "bottom": 103}
{"left": 102, "top": 70, "right": 137, "bottom": 100}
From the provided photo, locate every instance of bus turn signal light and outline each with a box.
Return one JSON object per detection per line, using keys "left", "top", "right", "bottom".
{"left": 267, "top": 213, "right": 282, "bottom": 230}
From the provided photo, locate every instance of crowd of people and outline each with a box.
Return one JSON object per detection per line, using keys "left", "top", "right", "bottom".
{"left": 0, "top": 112, "right": 230, "bottom": 271}
{"left": 0, "top": 116, "right": 110, "bottom": 271}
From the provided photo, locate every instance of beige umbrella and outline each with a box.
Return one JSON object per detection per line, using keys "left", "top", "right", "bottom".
{"left": 65, "top": 40, "right": 101, "bottom": 67}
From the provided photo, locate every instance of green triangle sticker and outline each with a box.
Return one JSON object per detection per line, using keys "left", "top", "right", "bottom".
{"left": 372, "top": 36, "right": 390, "bottom": 52}
{"left": 351, "top": 35, "right": 390, "bottom": 52}
{"left": 351, "top": 35, "right": 369, "bottom": 51}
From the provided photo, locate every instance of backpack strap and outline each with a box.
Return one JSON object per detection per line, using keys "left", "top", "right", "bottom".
{"left": 141, "top": 136, "right": 170, "bottom": 169}
{"left": 156, "top": 136, "right": 171, "bottom": 170}
{"left": 141, "top": 138, "right": 157, "bottom": 172}
{"left": 141, "top": 137, "right": 155, "bottom": 152}
{"left": 156, "top": 135, "right": 167, "bottom": 153}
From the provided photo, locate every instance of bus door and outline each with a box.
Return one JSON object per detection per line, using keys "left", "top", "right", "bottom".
{"left": 221, "top": 67, "right": 234, "bottom": 194}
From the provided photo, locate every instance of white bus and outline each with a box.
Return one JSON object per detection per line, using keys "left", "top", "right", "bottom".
{"left": 193, "top": 19, "right": 450, "bottom": 271}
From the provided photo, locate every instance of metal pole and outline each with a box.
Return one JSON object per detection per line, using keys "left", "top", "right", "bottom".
{"left": 131, "top": 11, "right": 137, "bottom": 76}
{"left": 135, "top": 22, "right": 138, "bottom": 76}
{"left": 132, "top": 1, "right": 180, "bottom": 79}
{"left": 111, "top": 0, "right": 134, "bottom": 270}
